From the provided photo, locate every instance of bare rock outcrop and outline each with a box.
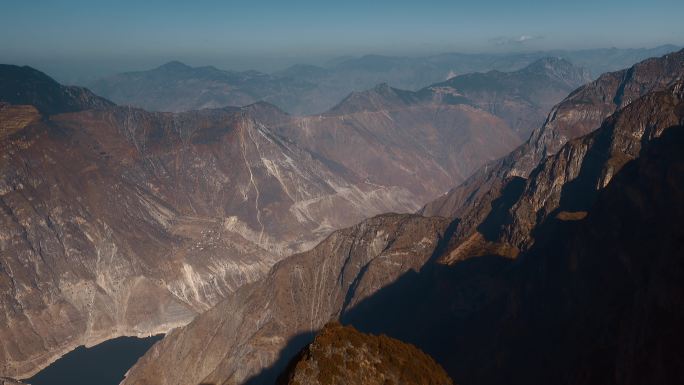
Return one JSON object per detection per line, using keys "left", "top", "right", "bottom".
{"left": 277, "top": 322, "right": 453, "bottom": 385}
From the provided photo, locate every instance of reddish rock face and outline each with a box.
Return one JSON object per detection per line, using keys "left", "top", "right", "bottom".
{"left": 439, "top": 83, "right": 684, "bottom": 263}
{"left": 277, "top": 322, "right": 454, "bottom": 385}
{"left": 0, "top": 64, "right": 522, "bottom": 379}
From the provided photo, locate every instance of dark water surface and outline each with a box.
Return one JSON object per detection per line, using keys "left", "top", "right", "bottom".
{"left": 26, "top": 335, "right": 163, "bottom": 385}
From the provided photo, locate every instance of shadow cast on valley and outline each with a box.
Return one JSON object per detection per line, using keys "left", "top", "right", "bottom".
{"left": 236, "top": 126, "right": 684, "bottom": 385}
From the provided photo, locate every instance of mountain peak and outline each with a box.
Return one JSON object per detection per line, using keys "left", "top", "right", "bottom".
{"left": 521, "top": 56, "right": 592, "bottom": 82}
{"left": 157, "top": 61, "right": 192, "bottom": 71}
{"left": 326, "top": 83, "right": 421, "bottom": 115}
{"left": 372, "top": 82, "right": 392, "bottom": 93}
{"left": 277, "top": 322, "right": 454, "bottom": 385}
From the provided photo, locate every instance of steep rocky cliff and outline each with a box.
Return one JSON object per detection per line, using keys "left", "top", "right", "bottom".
{"left": 120, "top": 214, "right": 450, "bottom": 385}
{"left": 421, "top": 49, "right": 684, "bottom": 256}
{"left": 340, "top": 83, "right": 684, "bottom": 385}
{"left": 276, "top": 322, "right": 453, "bottom": 385}
{"left": 439, "top": 81, "right": 684, "bottom": 262}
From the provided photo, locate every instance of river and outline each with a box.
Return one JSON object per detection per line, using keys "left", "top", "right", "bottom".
{"left": 25, "top": 335, "right": 163, "bottom": 385}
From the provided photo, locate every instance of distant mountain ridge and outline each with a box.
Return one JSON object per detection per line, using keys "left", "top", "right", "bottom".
{"left": 86, "top": 45, "right": 681, "bottom": 115}
{"left": 422, "top": 57, "right": 592, "bottom": 138}
{"left": 88, "top": 61, "right": 315, "bottom": 113}
{"left": 0, "top": 64, "right": 113, "bottom": 115}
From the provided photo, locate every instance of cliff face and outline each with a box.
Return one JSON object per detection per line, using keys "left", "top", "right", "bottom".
{"left": 342, "top": 84, "right": 684, "bottom": 385}
{"left": 421, "top": 49, "right": 684, "bottom": 255}
{"left": 440, "top": 82, "right": 684, "bottom": 262}
{"left": 510, "top": 48, "right": 684, "bottom": 177}
{"left": 120, "top": 214, "right": 450, "bottom": 385}
{"left": 276, "top": 322, "right": 453, "bottom": 385}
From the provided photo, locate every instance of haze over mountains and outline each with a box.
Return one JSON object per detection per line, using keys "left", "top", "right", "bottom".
{"left": 117, "top": 49, "right": 684, "bottom": 385}
{"left": 1, "top": 44, "right": 683, "bottom": 385}
{"left": 0, "top": 52, "right": 536, "bottom": 379}
{"left": 89, "top": 46, "right": 678, "bottom": 115}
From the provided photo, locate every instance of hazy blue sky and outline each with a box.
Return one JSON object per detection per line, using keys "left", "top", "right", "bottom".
{"left": 1, "top": 0, "right": 683, "bottom": 80}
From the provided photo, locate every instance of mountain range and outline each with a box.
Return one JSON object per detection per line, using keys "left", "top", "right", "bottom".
{"left": 88, "top": 46, "right": 679, "bottom": 116}
{"left": 0, "top": 58, "right": 526, "bottom": 379}
{"left": 117, "top": 49, "right": 684, "bottom": 385}
{"left": 1, "top": 47, "right": 683, "bottom": 385}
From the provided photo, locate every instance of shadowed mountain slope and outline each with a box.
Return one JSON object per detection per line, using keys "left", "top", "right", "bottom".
{"left": 421, "top": 49, "right": 684, "bottom": 249}
{"left": 120, "top": 214, "right": 451, "bottom": 385}
{"left": 0, "top": 65, "right": 113, "bottom": 115}
{"left": 121, "top": 79, "right": 684, "bottom": 385}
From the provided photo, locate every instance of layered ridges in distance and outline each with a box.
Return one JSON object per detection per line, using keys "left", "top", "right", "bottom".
{"left": 89, "top": 61, "right": 316, "bottom": 114}
{"left": 89, "top": 45, "right": 680, "bottom": 115}
{"left": 424, "top": 57, "right": 591, "bottom": 139}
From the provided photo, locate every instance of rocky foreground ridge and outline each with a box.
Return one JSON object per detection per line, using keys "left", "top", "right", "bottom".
{"left": 276, "top": 322, "right": 453, "bottom": 385}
